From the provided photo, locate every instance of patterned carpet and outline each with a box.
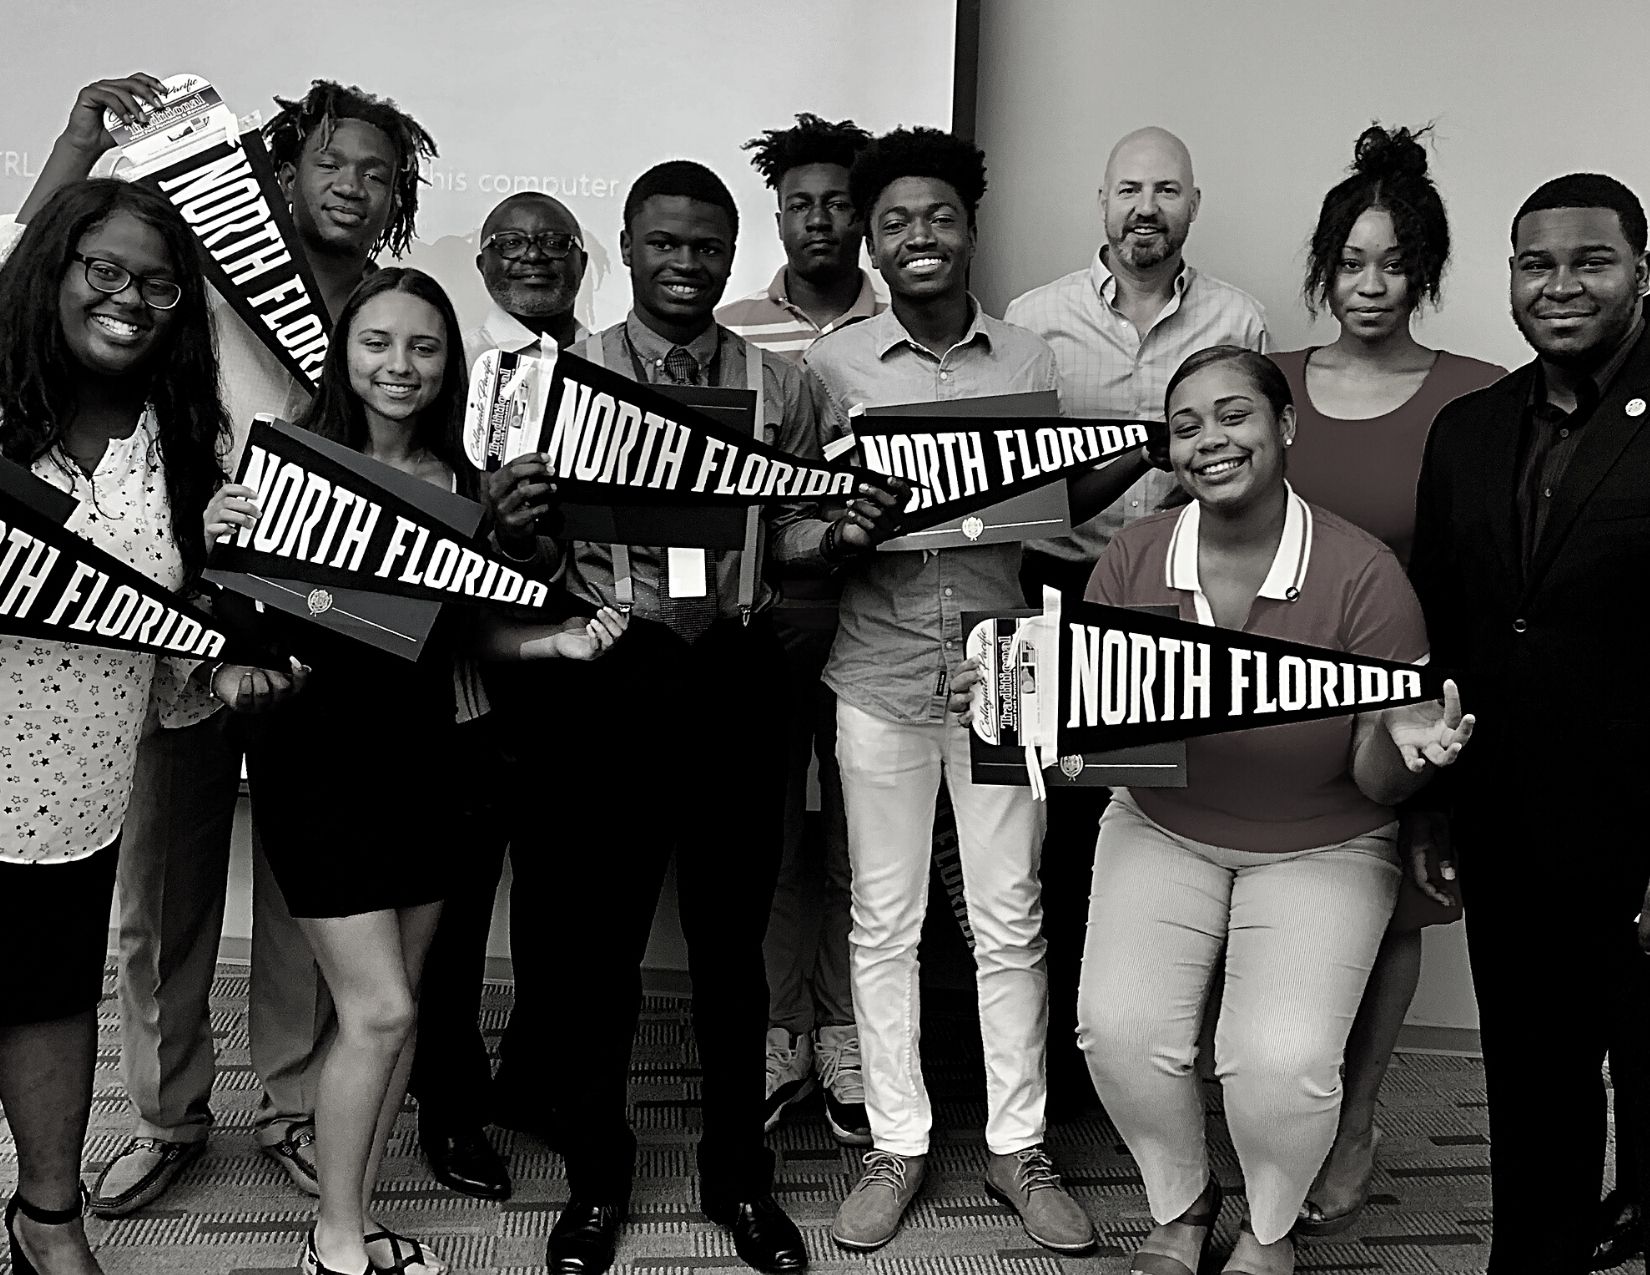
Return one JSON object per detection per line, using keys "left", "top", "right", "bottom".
{"left": 0, "top": 962, "right": 1639, "bottom": 1275}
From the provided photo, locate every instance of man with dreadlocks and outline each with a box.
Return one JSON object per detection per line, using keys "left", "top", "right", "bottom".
{"left": 716, "top": 114, "right": 882, "bottom": 1151}
{"left": 13, "top": 71, "right": 439, "bottom": 1223}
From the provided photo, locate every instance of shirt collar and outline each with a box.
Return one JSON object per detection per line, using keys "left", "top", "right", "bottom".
{"left": 479, "top": 302, "right": 588, "bottom": 355}
{"left": 768, "top": 266, "right": 884, "bottom": 332}
{"left": 1090, "top": 245, "right": 1193, "bottom": 305}
{"left": 1529, "top": 304, "right": 1646, "bottom": 413}
{"left": 870, "top": 295, "right": 993, "bottom": 360}
{"left": 624, "top": 310, "right": 720, "bottom": 375}
{"left": 1165, "top": 483, "right": 1314, "bottom": 602}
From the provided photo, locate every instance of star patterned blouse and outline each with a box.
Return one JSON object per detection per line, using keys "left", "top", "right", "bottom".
{"left": 1, "top": 410, "right": 219, "bottom": 864}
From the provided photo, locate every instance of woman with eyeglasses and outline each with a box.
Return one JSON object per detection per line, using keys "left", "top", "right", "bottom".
{"left": 0, "top": 178, "right": 299, "bottom": 1275}
{"left": 205, "top": 266, "right": 625, "bottom": 1275}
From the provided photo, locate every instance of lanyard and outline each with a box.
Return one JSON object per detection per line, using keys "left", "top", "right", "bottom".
{"left": 590, "top": 328, "right": 764, "bottom": 623}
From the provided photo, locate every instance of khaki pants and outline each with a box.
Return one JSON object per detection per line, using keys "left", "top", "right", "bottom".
{"left": 116, "top": 714, "right": 330, "bottom": 1146}
{"left": 1077, "top": 791, "right": 1399, "bottom": 1244}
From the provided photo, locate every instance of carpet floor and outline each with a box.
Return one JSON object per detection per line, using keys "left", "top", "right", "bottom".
{"left": 0, "top": 963, "right": 1638, "bottom": 1274}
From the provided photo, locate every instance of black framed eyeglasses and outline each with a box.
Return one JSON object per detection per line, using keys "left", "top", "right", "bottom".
{"left": 482, "top": 230, "right": 584, "bottom": 261}
{"left": 71, "top": 253, "right": 183, "bottom": 310}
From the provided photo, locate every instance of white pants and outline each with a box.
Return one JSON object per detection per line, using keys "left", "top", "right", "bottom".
{"left": 835, "top": 701, "right": 1049, "bottom": 1157}
{"left": 1077, "top": 791, "right": 1400, "bottom": 1244}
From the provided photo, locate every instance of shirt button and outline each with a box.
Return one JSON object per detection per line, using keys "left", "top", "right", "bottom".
{"left": 1542, "top": 486, "right": 1553, "bottom": 499}
{"left": 1130, "top": 500, "right": 1139, "bottom": 508}
{"left": 939, "top": 371, "right": 950, "bottom": 380}
{"left": 1559, "top": 428, "right": 1570, "bottom": 439}
{"left": 1512, "top": 618, "right": 1528, "bottom": 633}
{"left": 945, "top": 639, "right": 958, "bottom": 649}
{"left": 943, "top": 586, "right": 954, "bottom": 597}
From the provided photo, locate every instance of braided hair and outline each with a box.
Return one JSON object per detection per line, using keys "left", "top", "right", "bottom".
{"left": 264, "top": 80, "right": 438, "bottom": 259}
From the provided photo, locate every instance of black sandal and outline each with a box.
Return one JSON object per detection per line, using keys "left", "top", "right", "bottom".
{"left": 1130, "top": 1177, "right": 1223, "bottom": 1275}
{"left": 6, "top": 1186, "right": 90, "bottom": 1275}
{"left": 363, "top": 1226, "right": 447, "bottom": 1275}
{"left": 299, "top": 1228, "right": 370, "bottom": 1275}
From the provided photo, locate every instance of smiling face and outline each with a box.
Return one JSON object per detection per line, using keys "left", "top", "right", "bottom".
{"left": 282, "top": 117, "right": 399, "bottom": 257}
{"left": 1101, "top": 131, "right": 1199, "bottom": 272}
{"left": 621, "top": 194, "right": 735, "bottom": 339}
{"left": 777, "top": 161, "right": 862, "bottom": 286}
{"left": 58, "top": 210, "right": 180, "bottom": 378}
{"left": 1510, "top": 206, "right": 1648, "bottom": 367}
{"left": 868, "top": 175, "right": 975, "bottom": 304}
{"left": 1329, "top": 207, "right": 1415, "bottom": 342}
{"left": 477, "top": 193, "right": 587, "bottom": 322}
{"left": 345, "top": 289, "right": 448, "bottom": 432}
{"left": 1166, "top": 360, "right": 1294, "bottom": 515}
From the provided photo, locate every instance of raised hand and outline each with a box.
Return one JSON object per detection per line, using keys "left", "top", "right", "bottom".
{"left": 1383, "top": 678, "right": 1475, "bottom": 773}
{"left": 59, "top": 73, "right": 169, "bottom": 159}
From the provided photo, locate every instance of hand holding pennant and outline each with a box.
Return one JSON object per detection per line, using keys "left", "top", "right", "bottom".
{"left": 0, "top": 456, "right": 257, "bottom": 663}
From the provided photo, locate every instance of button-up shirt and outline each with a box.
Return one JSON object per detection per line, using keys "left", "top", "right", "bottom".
{"left": 717, "top": 266, "right": 886, "bottom": 363}
{"left": 1005, "top": 247, "right": 1267, "bottom": 564}
{"left": 1516, "top": 309, "right": 1645, "bottom": 563}
{"left": 804, "top": 302, "right": 1063, "bottom": 723}
{"left": 462, "top": 300, "right": 589, "bottom": 371}
{"left": 556, "top": 313, "right": 830, "bottom": 622}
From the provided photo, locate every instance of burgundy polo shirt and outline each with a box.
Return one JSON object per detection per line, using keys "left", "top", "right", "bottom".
{"left": 1085, "top": 486, "right": 1428, "bottom": 853}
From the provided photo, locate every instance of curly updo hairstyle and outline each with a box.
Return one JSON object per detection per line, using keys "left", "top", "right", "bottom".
{"left": 1303, "top": 124, "right": 1450, "bottom": 318}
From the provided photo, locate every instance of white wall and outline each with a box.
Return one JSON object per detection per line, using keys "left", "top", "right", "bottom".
{"left": 970, "top": 0, "right": 1650, "bottom": 1032}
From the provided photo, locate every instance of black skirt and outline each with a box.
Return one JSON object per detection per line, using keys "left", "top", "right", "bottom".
{"left": 0, "top": 839, "right": 119, "bottom": 1024}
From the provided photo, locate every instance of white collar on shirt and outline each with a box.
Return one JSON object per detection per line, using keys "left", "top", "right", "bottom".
{"left": 1164, "top": 483, "right": 1313, "bottom": 620}
{"left": 475, "top": 302, "right": 588, "bottom": 354}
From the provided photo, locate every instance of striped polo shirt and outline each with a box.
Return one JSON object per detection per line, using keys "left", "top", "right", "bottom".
{"left": 1085, "top": 485, "right": 1428, "bottom": 853}
{"left": 717, "top": 266, "right": 885, "bottom": 363}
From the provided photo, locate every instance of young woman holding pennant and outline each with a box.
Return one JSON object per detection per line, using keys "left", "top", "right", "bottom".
{"left": 954, "top": 345, "right": 1473, "bottom": 1275}
{"left": 204, "top": 267, "right": 626, "bottom": 1275}
{"left": 0, "top": 179, "right": 299, "bottom": 1275}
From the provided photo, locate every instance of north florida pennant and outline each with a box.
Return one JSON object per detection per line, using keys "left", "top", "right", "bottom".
{"left": 0, "top": 457, "right": 246, "bottom": 661}
{"left": 1053, "top": 593, "right": 1443, "bottom": 754}
{"left": 538, "top": 352, "right": 875, "bottom": 505}
{"left": 854, "top": 411, "right": 1154, "bottom": 537}
{"left": 208, "top": 419, "right": 553, "bottom": 611}
{"left": 140, "top": 129, "right": 330, "bottom": 389}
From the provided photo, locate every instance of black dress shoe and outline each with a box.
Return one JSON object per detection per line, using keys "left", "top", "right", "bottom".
{"left": 547, "top": 1197, "right": 625, "bottom": 1275}
{"left": 1592, "top": 1188, "right": 1645, "bottom": 1271}
{"left": 421, "top": 1121, "right": 511, "bottom": 1201}
{"left": 702, "top": 1195, "right": 807, "bottom": 1273}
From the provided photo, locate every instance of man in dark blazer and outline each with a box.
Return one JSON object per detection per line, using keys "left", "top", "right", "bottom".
{"left": 1409, "top": 172, "right": 1650, "bottom": 1274}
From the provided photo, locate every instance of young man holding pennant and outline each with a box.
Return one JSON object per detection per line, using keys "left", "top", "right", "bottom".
{"left": 955, "top": 346, "right": 1470, "bottom": 1275}
{"left": 802, "top": 127, "right": 1128, "bottom": 1256}
{"left": 9, "top": 72, "right": 439, "bottom": 1215}
{"left": 484, "top": 160, "right": 903, "bottom": 1275}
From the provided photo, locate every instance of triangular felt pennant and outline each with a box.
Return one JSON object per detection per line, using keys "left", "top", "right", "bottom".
{"left": 0, "top": 457, "right": 250, "bottom": 662}
{"left": 1054, "top": 594, "right": 1443, "bottom": 754}
{"left": 207, "top": 419, "right": 553, "bottom": 612}
{"left": 136, "top": 125, "right": 330, "bottom": 389}
{"left": 852, "top": 410, "right": 1153, "bottom": 537}
{"left": 538, "top": 351, "right": 876, "bottom": 505}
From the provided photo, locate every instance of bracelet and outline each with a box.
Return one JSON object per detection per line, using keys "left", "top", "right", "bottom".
{"left": 492, "top": 529, "right": 538, "bottom": 563}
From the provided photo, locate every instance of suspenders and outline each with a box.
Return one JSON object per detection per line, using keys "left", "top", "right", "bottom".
{"left": 588, "top": 329, "right": 765, "bottom": 623}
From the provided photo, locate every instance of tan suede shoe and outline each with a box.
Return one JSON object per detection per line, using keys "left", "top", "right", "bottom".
{"left": 830, "top": 1150, "right": 926, "bottom": 1250}
{"left": 984, "top": 1145, "right": 1096, "bottom": 1253}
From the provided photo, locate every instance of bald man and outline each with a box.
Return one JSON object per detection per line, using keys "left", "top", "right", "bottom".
{"left": 464, "top": 190, "right": 591, "bottom": 366}
{"left": 1004, "top": 126, "right": 1266, "bottom": 1119}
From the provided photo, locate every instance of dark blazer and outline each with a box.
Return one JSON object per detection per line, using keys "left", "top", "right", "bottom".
{"left": 1409, "top": 321, "right": 1650, "bottom": 813}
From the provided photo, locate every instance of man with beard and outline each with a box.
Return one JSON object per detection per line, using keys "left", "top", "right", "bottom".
{"left": 13, "top": 73, "right": 439, "bottom": 1217}
{"left": 397, "top": 191, "right": 594, "bottom": 1206}
{"left": 717, "top": 113, "right": 882, "bottom": 1150}
{"left": 1003, "top": 125, "right": 1266, "bottom": 1117}
{"left": 1408, "top": 172, "right": 1650, "bottom": 1273}
{"left": 463, "top": 191, "right": 590, "bottom": 366}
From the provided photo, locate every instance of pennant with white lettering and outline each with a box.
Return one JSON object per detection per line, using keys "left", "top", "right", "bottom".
{"left": 854, "top": 408, "right": 1152, "bottom": 538}
{"left": 0, "top": 457, "right": 245, "bottom": 661}
{"left": 1052, "top": 594, "right": 1442, "bottom": 754}
{"left": 208, "top": 419, "right": 552, "bottom": 611}
{"left": 124, "top": 80, "right": 329, "bottom": 391}
{"left": 538, "top": 352, "right": 873, "bottom": 504}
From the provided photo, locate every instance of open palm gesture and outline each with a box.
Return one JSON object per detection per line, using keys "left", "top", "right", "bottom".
{"left": 1384, "top": 678, "right": 1475, "bottom": 773}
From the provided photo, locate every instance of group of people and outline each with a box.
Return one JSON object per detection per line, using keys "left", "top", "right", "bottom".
{"left": 0, "top": 66, "right": 1643, "bottom": 1275}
